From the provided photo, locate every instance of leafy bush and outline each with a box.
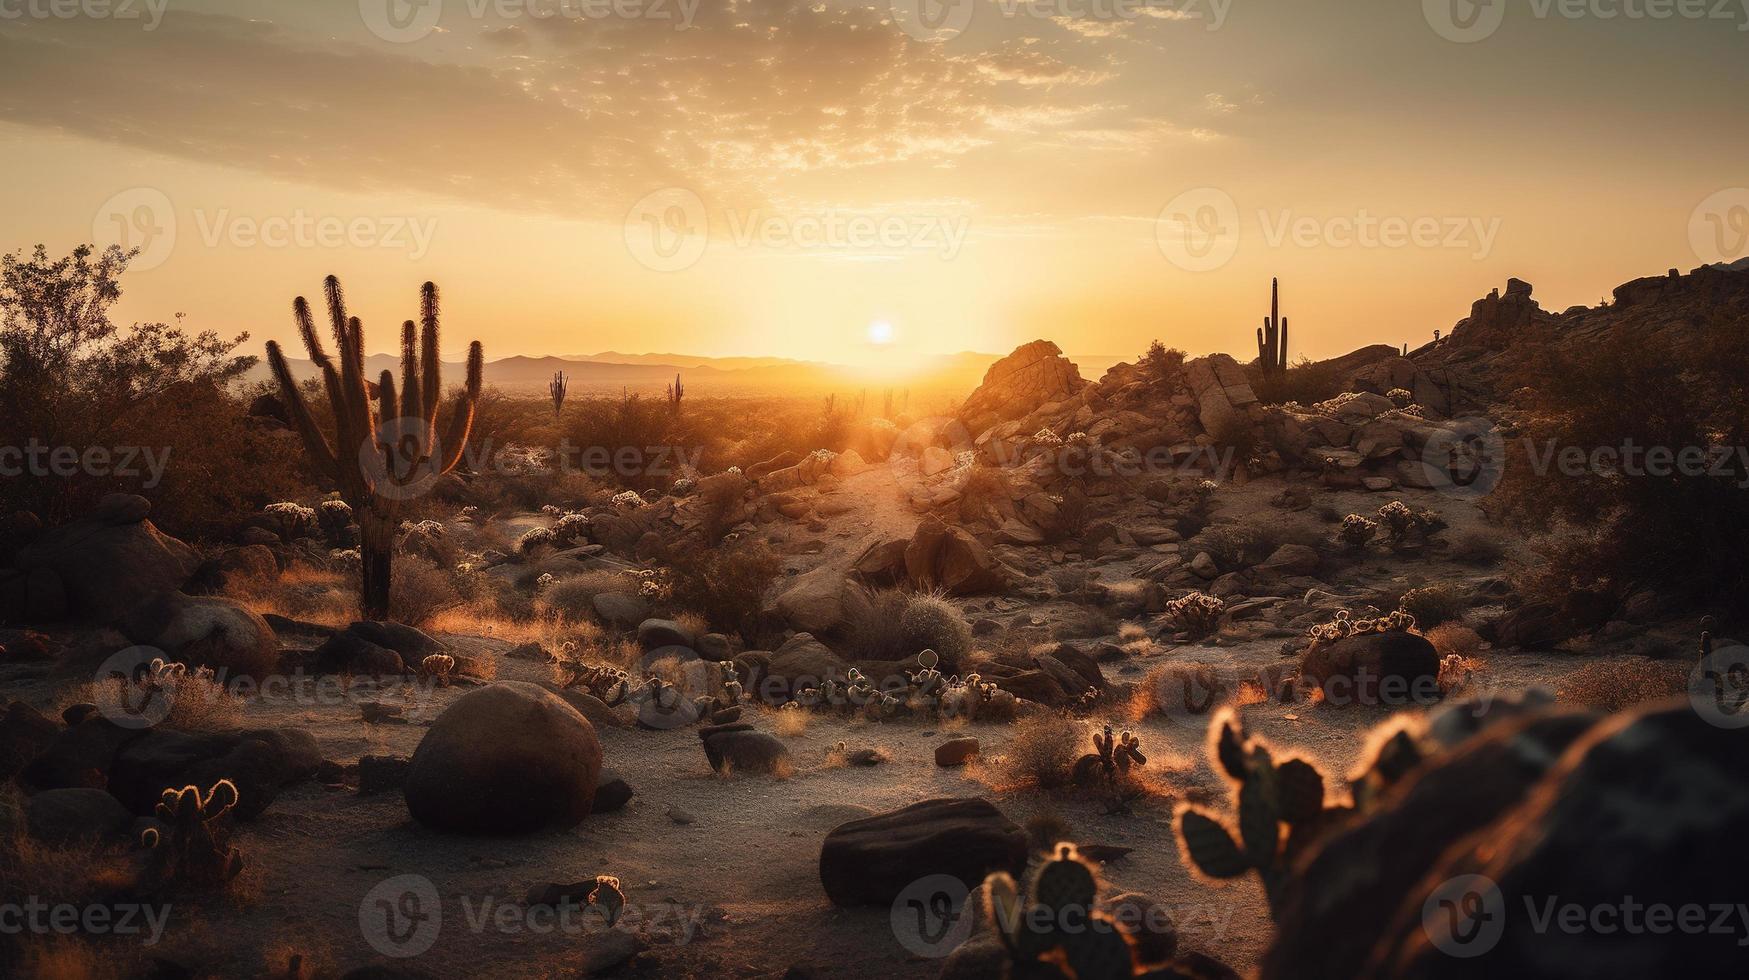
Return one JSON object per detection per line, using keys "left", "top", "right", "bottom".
{"left": 1250, "top": 356, "right": 1343, "bottom": 407}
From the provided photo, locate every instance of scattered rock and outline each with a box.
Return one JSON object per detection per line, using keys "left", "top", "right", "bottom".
{"left": 26, "top": 787, "right": 135, "bottom": 846}
{"left": 818, "top": 797, "right": 1027, "bottom": 907}
{"left": 404, "top": 682, "right": 604, "bottom": 834}
{"left": 935, "top": 737, "right": 980, "bottom": 767}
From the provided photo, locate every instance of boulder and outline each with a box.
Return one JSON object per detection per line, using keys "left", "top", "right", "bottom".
{"left": 636, "top": 618, "right": 695, "bottom": 653}
{"left": 774, "top": 566, "right": 860, "bottom": 635}
{"left": 698, "top": 722, "right": 790, "bottom": 776}
{"left": 958, "top": 341, "right": 1087, "bottom": 436}
{"left": 106, "top": 725, "right": 323, "bottom": 820}
{"left": 764, "top": 633, "right": 849, "bottom": 696}
{"left": 935, "top": 737, "right": 981, "bottom": 767}
{"left": 26, "top": 787, "right": 136, "bottom": 846}
{"left": 903, "top": 516, "right": 1010, "bottom": 596}
{"left": 591, "top": 591, "right": 651, "bottom": 628}
{"left": 120, "top": 591, "right": 280, "bottom": 680}
{"left": 185, "top": 545, "right": 279, "bottom": 596}
{"left": 1258, "top": 544, "right": 1321, "bottom": 577}
{"left": 404, "top": 682, "right": 604, "bottom": 834}
{"left": 1299, "top": 631, "right": 1441, "bottom": 708}
{"left": 818, "top": 797, "right": 1028, "bottom": 907}
{"left": 851, "top": 537, "right": 909, "bottom": 587}
{"left": 312, "top": 621, "right": 444, "bottom": 676}
{"left": 593, "top": 771, "right": 634, "bottom": 813}
{"left": 6, "top": 495, "right": 198, "bottom": 624}
{"left": 0, "top": 700, "right": 60, "bottom": 782}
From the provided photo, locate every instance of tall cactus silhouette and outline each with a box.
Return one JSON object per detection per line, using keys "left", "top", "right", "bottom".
{"left": 1256, "top": 277, "right": 1288, "bottom": 376}
{"left": 265, "top": 277, "right": 483, "bottom": 621}
{"left": 550, "top": 370, "right": 568, "bottom": 420}
{"left": 667, "top": 372, "right": 685, "bottom": 414}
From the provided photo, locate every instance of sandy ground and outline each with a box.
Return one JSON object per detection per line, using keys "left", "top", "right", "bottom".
{"left": 4, "top": 469, "right": 1700, "bottom": 978}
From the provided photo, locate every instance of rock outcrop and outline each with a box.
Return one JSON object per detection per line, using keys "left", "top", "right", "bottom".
{"left": 957, "top": 340, "right": 1086, "bottom": 436}
{"left": 0, "top": 494, "right": 198, "bottom": 625}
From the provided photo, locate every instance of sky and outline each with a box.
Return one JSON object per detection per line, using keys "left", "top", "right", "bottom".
{"left": 2, "top": 0, "right": 1746, "bottom": 371}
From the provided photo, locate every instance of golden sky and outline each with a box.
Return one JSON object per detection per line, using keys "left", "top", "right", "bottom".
{"left": 3, "top": 0, "right": 1746, "bottom": 369}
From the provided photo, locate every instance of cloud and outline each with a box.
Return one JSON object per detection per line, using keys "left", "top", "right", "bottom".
{"left": 0, "top": 4, "right": 1181, "bottom": 220}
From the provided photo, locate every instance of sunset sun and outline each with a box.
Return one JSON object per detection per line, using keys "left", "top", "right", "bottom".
{"left": 867, "top": 320, "right": 895, "bottom": 345}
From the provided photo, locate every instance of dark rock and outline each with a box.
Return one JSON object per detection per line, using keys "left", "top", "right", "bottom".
{"left": 185, "top": 545, "right": 279, "bottom": 596}
{"left": 699, "top": 725, "right": 790, "bottom": 776}
{"left": 818, "top": 797, "right": 1027, "bottom": 907}
{"left": 636, "top": 618, "right": 695, "bottom": 652}
{"left": 935, "top": 736, "right": 980, "bottom": 767}
{"left": 107, "top": 726, "right": 323, "bottom": 819}
{"left": 990, "top": 669, "right": 1068, "bottom": 707}
{"left": 1300, "top": 631, "right": 1440, "bottom": 708}
{"left": 120, "top": 591, "right": 281, "bottom": 680}
{"left": 26, "top": 787, "right": 135, "bottom": 846}
{"left": 8, "top": 503, "right": 198, "bottom": 624}
{"left": 594, "top": 771, "right": 633, "bottom": 813}
{"left": 404, "top": 682, "right": 604, "bottom": 834}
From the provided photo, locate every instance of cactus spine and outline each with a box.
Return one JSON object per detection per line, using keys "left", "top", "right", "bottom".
{"left": 265, "top": 277, "right": 483, "bottom": 621}
{"left": 1256, "top": 277, "right": 1288, "bottom": 376}
{"left": 550, "top": 370, "right": 567, "bottom": 419}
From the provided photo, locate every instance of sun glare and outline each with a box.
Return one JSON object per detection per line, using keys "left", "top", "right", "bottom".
{"left": 867, "top": 320, "right": 894, "bottom": 345}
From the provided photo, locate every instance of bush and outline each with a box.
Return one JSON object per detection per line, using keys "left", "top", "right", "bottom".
{"left": 1397, "top": 584, "right": 1465, "bottom": 629}
{"left": 840, "top": 586, "right": 912, "bottom": 662}
{"left": 662, "top": 538, "right": 783, "bottom": 644}
{"left": 1492, "top": 313, "right": 1749, "bottom": 610}
{"left": 1449, "top": 530, "right": 1507, "bottom": 565}
{"left": 1425, "top": 623, "right": 1487, "bottom": 660}
{"left": 536, "top": 570, "right": 634, "bottom": 623}
{"left": 898, "top": 592, "right": 973, "bottom": 671}
{"left": 992, "top": 714, "right": 1084, "bottom": 791}
{"left": 390, "top": 555, "right": 461, "bottom": 628}
{"left": 1558, "top": 659, "right": 1687, "bottom": 712}
{"left": 1250, "top": 356, "right": 1343, "bottom": 407}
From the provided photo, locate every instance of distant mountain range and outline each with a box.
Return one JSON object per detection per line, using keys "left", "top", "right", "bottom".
{"left": 251, "top": 349, "right": 1130, "bottom": 398}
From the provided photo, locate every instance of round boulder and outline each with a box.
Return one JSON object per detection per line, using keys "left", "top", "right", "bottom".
{"left": 404, "top": 682, "right": 603, "bottom": 834}
{"left": 121, "top": 591, "right": 280, "bottom": 680}
{"left": 1300, "top": 630, "right": 1440, "bottom": 708}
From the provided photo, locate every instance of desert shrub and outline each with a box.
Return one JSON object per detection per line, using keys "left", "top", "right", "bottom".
{"left": 898, "top": 591, "right": 973, "bottom": 669}
{"left": 1338, "top": 514, "right": 1378, "bottom": 551}
{"left": 536, "top": 570, "right": 634, "bottom": 623}
{"left": 1492, "top": 314, "right": 1749, "bottom": 609}
{"left": 1250, "top": 356, "right": 1344, "bottom": 407}
{"left": 1189, "top": 524, "right": 1254, "bottom": 569}
{"left": 1139, "top": 341, "right": 1187, "bottom": 384}
{"left": 1129, "top": 662, "right": 1232, "bottom": 721}
{"left": 1050, "top": 605, "right": 1118, "bottom": 640}
{"left": 840, "top": 586, "right": 912, "bottom": 662}
{"left": 1023, "top": 811, "right": 1076, "bottom": 854}
{"left": 1376, "top": 500, "right": 1445, "bottom": 547}
{"left": 561, "top": 392, "right": 677, "bottom": 488}
{"left": 1042, "top": 487, "right": 1091, "bottom": 543}
{"left": 774, "top": 702, "right": 810, "bottom": 737}
{"left": 1557, "top": 659, "right": 1687, "bottom": 712}
{"left": 1425, "top": 623, "right": 1487, "bottom": 660}
{"left": 0, "top": 246, "right": 315, "bottom": 532}
{"left": 661, "top": 538, "right": 783, "bottom": 643}
{"left": 517, "top": 525, "right": 557, "bottom": 555}
{"left": 992, "top": 713, "right": 1084, "bottom": 791}
{"left": 1397, "top": 584, "right": 1465, "bottom": 629}
{"left": 693, "top": 470, "right": 751, "bottom": 544}
{"left": 389, "top": 555, "right": 461, "bottom": 628}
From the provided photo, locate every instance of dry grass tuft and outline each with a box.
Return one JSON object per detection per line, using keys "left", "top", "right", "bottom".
{"left": 1426, "top": 623, "right": 1488, "bottom": 660}
{"left": 1558, "top": 659, "right": 1688, "bottom": 713}
{"left": 773, "top": 705, "right": 810, "bottom": 737}
{"left": 986, "top": 713, "right": 1084, "bottom": 792}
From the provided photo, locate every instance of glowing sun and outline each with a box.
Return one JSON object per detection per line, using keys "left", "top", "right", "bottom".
{"left": 867, "top": 320, "right": 895, "bottom": 345}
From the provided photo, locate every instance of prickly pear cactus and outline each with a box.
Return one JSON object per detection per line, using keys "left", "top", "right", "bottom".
{"left": 982, "top": 845, "right": 1144, "bottom": 979}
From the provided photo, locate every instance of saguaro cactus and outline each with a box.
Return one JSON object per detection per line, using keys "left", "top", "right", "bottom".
{"left": 265, "top": 277, "right": 483, "bottom": 621}
{"left": 667, "top": 372, "right": 685, "bottom": 414}
{"left": 550, "top": 370, "right": 568, "bottom": 419}
{"left": 1256, "top": 277, "right": 1288, "bottom": 376}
